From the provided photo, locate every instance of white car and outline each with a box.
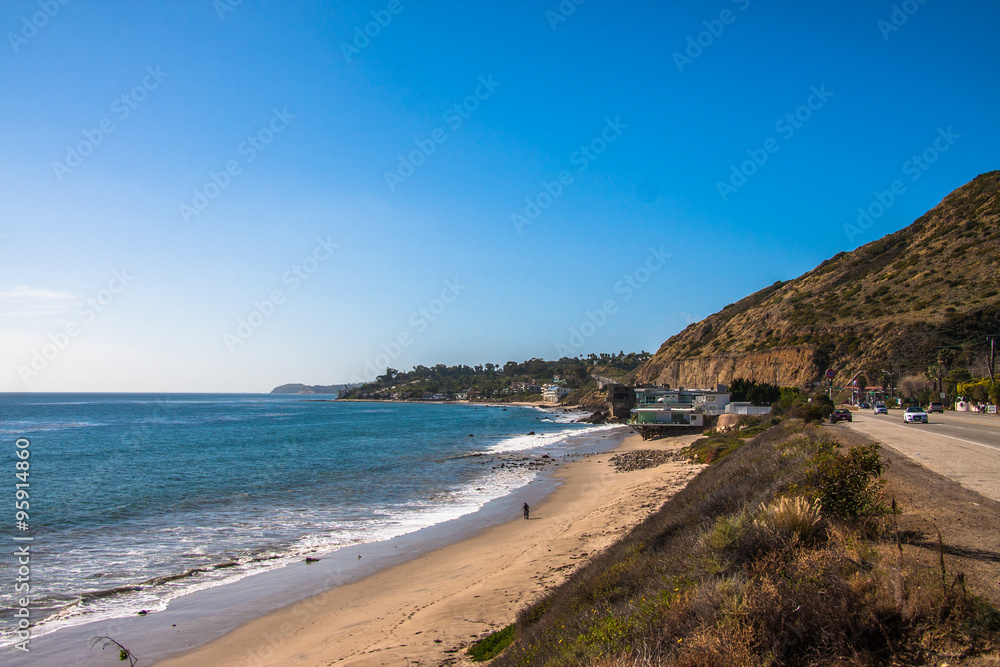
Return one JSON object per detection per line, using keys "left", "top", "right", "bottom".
{"left": 903, "top": 406, "right": 928, "bottom": 423}
{"left": 873, "top": 403, "right": 888, "bottom": 414}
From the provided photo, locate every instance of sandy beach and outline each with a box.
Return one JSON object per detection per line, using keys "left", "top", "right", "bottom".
{"left": 154, "top": 432, "right": 703, "bottom": 667}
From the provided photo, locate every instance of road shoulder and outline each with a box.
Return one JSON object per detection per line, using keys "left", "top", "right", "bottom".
{"left": 834, "top": 426, "right": 1000, "bottom": 607}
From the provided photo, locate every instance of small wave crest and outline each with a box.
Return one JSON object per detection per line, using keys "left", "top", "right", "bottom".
{"left": 485, "top": 423, "right": 619, "bottom": 454}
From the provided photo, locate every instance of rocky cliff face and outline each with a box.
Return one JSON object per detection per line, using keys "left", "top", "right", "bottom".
{"left": 634, "top": 171, "right": 1000, "bottom": 389}
{"left": 641, "top": 348, "right": 817, "bottom": 390}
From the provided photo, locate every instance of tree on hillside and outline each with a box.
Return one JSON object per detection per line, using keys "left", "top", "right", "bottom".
{"left": 898, "top": 374, "right": 932, "bottom": 402}
{"left": 854, "top": 373, "right": 869, "bottom": 398}
{"left": 811, "top": 344, "right": 835, "bottom": 380}
{"left": 730, "top": 378, "right": 781, "bottom": 406}
{"left": 957, "top": 378, "right": 999, "bottom": 404}
{"left": 377, "top": 368, "right": 399, "bottom": 384}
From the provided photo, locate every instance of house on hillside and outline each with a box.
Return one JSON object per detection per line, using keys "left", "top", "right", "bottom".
{"left": 542, "top": 384, "right": 571, "bottom": 403}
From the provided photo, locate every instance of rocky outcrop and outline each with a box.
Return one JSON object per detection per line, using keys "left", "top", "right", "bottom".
{"left": 638, "top": 347, "right": 815, "bottom": 390}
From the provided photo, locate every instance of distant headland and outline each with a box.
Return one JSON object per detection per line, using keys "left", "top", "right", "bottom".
{"left": 269, "top": 383, "right": 355, "bottom": 395}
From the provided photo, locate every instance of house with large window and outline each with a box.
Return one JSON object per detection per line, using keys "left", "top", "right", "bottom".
{"left": 632, "top": 386, "right": 731, "bottom": 414}
{"left": 623, "top": 385, "right": 732, "bottom": 434}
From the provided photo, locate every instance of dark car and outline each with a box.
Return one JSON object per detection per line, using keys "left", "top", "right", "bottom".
{"left": 830, "top": 408, "right": 853, "bottom": 423}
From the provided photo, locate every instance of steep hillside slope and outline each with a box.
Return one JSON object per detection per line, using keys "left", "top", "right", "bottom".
{"left": 635, "top": 171, "right": 1000, "bottom": 389}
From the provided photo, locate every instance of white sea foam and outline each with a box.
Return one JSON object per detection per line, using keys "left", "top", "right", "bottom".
{"left": 6, "top": 466, "right": 545, "bottom": 648}
{"left": 0, "top": 398, "right": 628, "bottom": 649}
{"left": 485, "top": 423, "right": 620, "bottom": 453}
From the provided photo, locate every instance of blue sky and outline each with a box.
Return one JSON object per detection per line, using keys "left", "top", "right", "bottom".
{"left": 1, "top": 0, "right": 997, "bottom": 392}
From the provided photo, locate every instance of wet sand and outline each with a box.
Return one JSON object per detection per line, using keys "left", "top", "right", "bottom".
{"left": 154, "top": 432, "right": 703, "bottom": 667}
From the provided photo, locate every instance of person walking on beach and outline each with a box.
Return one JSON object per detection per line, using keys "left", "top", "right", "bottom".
{"left": 522, "top": 502, "right": 530, "bottom": 520}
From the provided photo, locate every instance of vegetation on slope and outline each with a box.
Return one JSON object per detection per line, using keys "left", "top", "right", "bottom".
{"left": 341, "top": 352, "right": 650, "bottom": 401}
{"left": 490, "top": 419, "right": 1000, "bottom": 665}
{"left": 636, "top": 171, "right": 1000, "bottom": 392}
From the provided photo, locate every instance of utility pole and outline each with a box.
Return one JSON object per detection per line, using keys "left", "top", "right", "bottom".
{"left": 933, "top": 345, "right": 962, "bottom": 400}
{"left": 881, "top": 369, "right": 894, "bottom": 404}
{"left": 987, "top": 335, "right": 999, "bottom": 384}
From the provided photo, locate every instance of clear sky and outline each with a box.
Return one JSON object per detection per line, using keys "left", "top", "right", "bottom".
{"left": 1, "top": 0, "right": 998, "bottom": 392}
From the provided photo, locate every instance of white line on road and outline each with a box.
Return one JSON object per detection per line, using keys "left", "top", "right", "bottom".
{"left": 857, "top": 417, "right": 1000, "bottom": 452}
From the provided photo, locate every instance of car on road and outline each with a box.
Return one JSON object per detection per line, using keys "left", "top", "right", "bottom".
{"left": 873, "top": 403, "right": 888, "bottom": 414}
{"left": 903, "top": 406, "right": 929, "bottom": 423}
{"left": 927, "top": 401, "right": 945, "bottom": 413}
{"left": 830, "top": 408, "right": 853, "bottom": 423}
{"left": 859, "top": 402, "right": 871, "bottom": 409}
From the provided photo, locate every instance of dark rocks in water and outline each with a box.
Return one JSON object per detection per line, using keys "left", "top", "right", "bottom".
{"left": 137, "top": 610, "right": 148, "bottom": 616}
{"left": 582, "top": 408, "right": 610, "bottom": 424}
{"left": 541, "top": 454, "right": 551, "bottom": 459}
{"left": 469, "top": 434, "right": 474, "bottom": 437}
{"left": 527, "top": 431, "right": 535, "bottom": 435}
{"left": 305, "top": 557, "right": 320, "bottom": 564}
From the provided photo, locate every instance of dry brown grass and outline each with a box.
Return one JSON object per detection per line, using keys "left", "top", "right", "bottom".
{"left": 493, "top": 419, "right": 1000, "bottom": 666}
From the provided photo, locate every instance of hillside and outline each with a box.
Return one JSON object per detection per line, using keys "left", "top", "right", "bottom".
{"left": 635, "top": 171, "right": 1000, "bottom": 390}
{"left": 488, "top": 420, "right": 1000, "bottom": 665}
{"left": 270, "top": 383, "right": 351, "bottom": 394}
{"left": 335, "top": 353, "right": 649, "bottom": 402}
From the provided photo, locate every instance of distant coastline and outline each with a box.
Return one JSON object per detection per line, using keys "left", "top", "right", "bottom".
{"left": 270, "top": 383, "right": 353, "bottom": 395}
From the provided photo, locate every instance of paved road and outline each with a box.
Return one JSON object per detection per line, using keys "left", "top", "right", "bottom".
{"left": 844, "top": 410, "right": 1000, "bottom": 502}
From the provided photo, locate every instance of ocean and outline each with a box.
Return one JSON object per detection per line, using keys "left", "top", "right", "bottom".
{"left": 0, "top": 394, "right": 619, "bottom": 652}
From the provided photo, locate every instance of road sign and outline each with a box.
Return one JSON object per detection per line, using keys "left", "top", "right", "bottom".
{"left": 826, "top": 369, "right": 836, "bottom": 379}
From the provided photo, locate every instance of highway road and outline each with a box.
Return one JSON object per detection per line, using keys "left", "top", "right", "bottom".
{"left": 844, "top": 410, "right": 1000, "bottom": 502}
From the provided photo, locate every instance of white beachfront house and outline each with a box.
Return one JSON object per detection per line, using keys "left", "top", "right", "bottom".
{"left": 628, "top": 385, "right": 731, "bottom": 427}
{"left": 542, "top": 384, "right": 571, "bottom": 403}
{"left": 724, "top": 402, "right": 773, "bottom": 416}
{"left": 631, "top": 407, "right": 705, "bottom": 426}
{"left": 633, "top": 386, "right": 731, "bottom": 414}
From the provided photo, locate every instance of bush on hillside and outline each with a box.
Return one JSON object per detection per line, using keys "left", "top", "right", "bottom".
{"left": 808, "top": 441, "right": 888, "bottom": 523}
{"left": 771, "top": 392, "right": 834, "bottom": 423}
{"left": 493, "top": 419, "right": 1000, "bottom": 666}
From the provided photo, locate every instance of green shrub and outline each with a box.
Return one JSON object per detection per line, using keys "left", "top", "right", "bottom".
{"left": 809, "top": 443, "right": 888, "bottom": 522}
{"left": 772, "top": 393, "right": 833, "bottom": 423}
{"left": 468, "top": 624, "right": 515, "bottom": 662}
{"left": 685, "top": 432, "right": 746, "bottom": 464}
